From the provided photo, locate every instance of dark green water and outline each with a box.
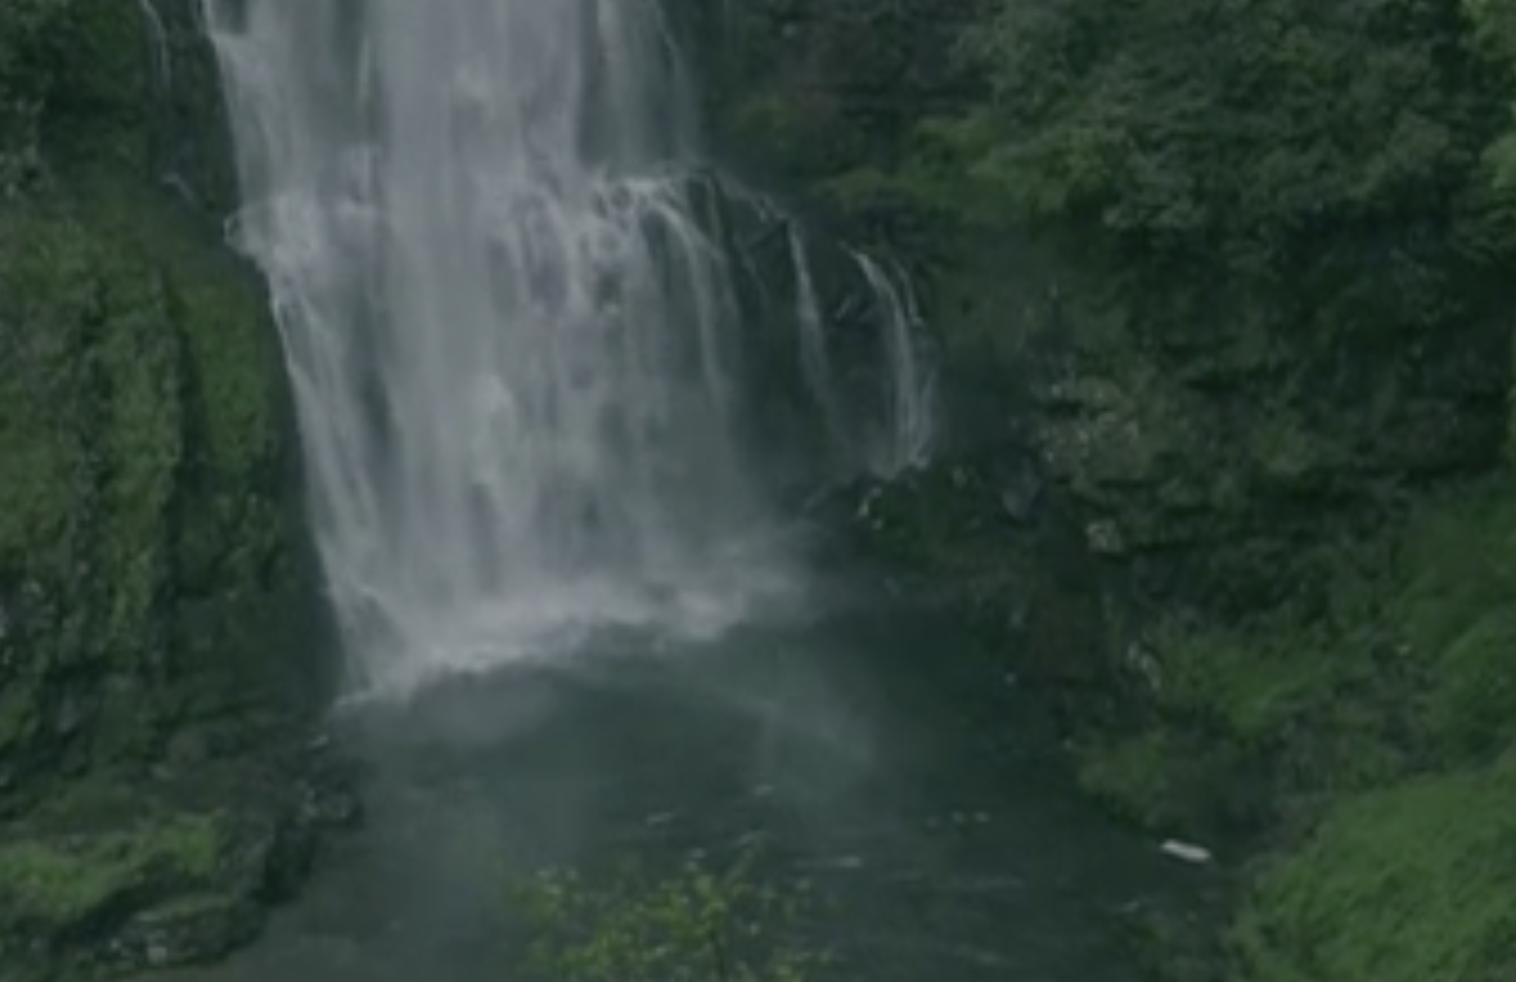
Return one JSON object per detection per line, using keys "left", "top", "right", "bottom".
{"left": 167, "top": 602, "right": 1189, "bottom": 981}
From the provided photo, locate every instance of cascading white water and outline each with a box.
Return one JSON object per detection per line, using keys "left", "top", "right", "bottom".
{"left": 787, "top": 229, "right": 848, "bottom": 458}
{"left": 785, "top": 228, "right": 938, "bottom": 479}
{"left": 204, "top": 0, "right": 798, "bottom": 694}
{"left": 135, "top": 0, "right": 172, "bottom": 92}
{"left": 854, "top": 253, "right": 937, "bottom": 476}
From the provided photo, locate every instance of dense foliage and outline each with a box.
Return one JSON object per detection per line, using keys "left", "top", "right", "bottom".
{"left": 1468, "top": 0, "right": 1516, "bottom": 181}
{"left": 916, "top": 0, "right": 1516, "bottom": 353}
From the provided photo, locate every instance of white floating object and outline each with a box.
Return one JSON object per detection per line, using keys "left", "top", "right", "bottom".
{"left": 1159, "top": 839, "right": 1213, "bottom": 864}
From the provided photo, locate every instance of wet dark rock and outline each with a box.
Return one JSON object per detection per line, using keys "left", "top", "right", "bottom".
{"left": 994, "top": 459, "right": 1045, "bottom": 527}
{"left": 115, "top": 895, "right": 263, "bottom": 971}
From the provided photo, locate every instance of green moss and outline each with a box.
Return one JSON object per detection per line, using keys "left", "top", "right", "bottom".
{"left": 0, "top": 0, "right": 68, "bottom": 101}
{"left": 74, "top": 174, "right": 290, "bottom": 594}
{"left": 0, "top": 205, "right": 96, "bottom": 577}
{"left": 0, "top": 199, "right": 176, "bottom": 770}
{"left": 0, "top": 168, "right": 313, "bottom": 800}
{"left": 1154, "top": 621, "right": 1344, "bottom": 750}
{"left": 0, "top": 1, "right": 328, "bottom": 972}
{"left": 42, "top": 0, "right": 147, "bottom": 121}
{"left": 0, "top": 812, "right": 225, "bottom": 929}
{"left": 1233, "top": 761, "right": 1516, "bottom": 982}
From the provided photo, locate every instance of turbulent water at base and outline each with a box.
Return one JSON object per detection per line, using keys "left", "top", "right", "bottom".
{"left": 205, "top": 0, "right": 938, "bottom": 694}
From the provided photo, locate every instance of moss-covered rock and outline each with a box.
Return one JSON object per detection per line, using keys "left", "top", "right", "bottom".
{"left": 0, "top": 752, "right": 353, "bottom": 981}
{"left": 0, "top": 168, "right": 323, "bottom": 808}
{"left": 0, "top": 0, "right": 340, "bottom": 977}
{"left": 0, "top": 814, "right": 224, "bottom": 935}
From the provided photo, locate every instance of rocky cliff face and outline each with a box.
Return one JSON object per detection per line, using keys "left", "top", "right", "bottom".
{"left": 685, "top": 1, "right": 1516, "bottom": 979}
{"left": 0, "top": 2, "right": 345, "bottom": 978}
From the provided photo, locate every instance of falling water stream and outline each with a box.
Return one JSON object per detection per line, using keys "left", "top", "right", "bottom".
{"left": 209, "top": 0, "right": 809, "bottom": 694}
{"left": 189, "top": 0, "right": 1190, "bottom": 978}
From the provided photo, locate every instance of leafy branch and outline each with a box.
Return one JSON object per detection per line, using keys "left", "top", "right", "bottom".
{"left": 512, "top": 846, "right": 830, "bottom": 982}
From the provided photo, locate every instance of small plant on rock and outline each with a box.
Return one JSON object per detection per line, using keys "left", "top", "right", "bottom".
{"left": 514, "top": 846, "right": 828, "bottom": 982}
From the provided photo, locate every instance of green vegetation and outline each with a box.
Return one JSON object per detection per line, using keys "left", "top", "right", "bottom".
{"left": 1067, "top": 479, "right": 1516, "bottom": 977}
{"left": 712, "top": 0, "right": 1516, "bottom": 396}
{"left": 0, "top": 781, "right": 287, "bottom": 980}
{"left": 0, "top": 812, "right": 224, "bottom": 928}
{"left": 515, "top": 850, "right": 828, "bottom": 982}
{"left": 1233, "top": 760, "right": 1516, "bottom": 982}
{"left": 0, "top": 0, "right": 329, "bottom": 975}
{"left": 1073, "top": 477, "right": 1516, "bottom": 816}
{"left": 1469, "top": 0, "right": 1516, "bottom": 184}
{"left": 0, "top": 166, "right": 315, "bottom": 807}
{"left": 0, "top": 0, "right": 147, "bottom": 188}
{"left": 699, "top": 0, "right": 1516, "bottom": 979}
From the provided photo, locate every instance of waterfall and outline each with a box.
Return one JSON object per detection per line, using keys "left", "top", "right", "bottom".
{"left": 204, "top": 0, "right": 800, "bottom": 694}
{"left": 853, "top": 252, "right": 937, "bottom": 477}
{"left": 787, "top": 228, "right": 847, "bottom": 459}
{"left": 203, "top": 0, "right": 936, "bottom": 694}
{"left": 134, "top": 0, "right": 172, "bottom": 93}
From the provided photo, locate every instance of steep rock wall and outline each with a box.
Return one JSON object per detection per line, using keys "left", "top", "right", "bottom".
{"left": 0, "top": 2, "right": 345, "bottom": 978}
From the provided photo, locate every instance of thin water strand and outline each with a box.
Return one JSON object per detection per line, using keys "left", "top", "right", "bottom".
{"left": 854, "top": 252, "right": 937, "bottom": 477}
{"left": 788, "top": 228, "right": 849, "bottom": 459}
